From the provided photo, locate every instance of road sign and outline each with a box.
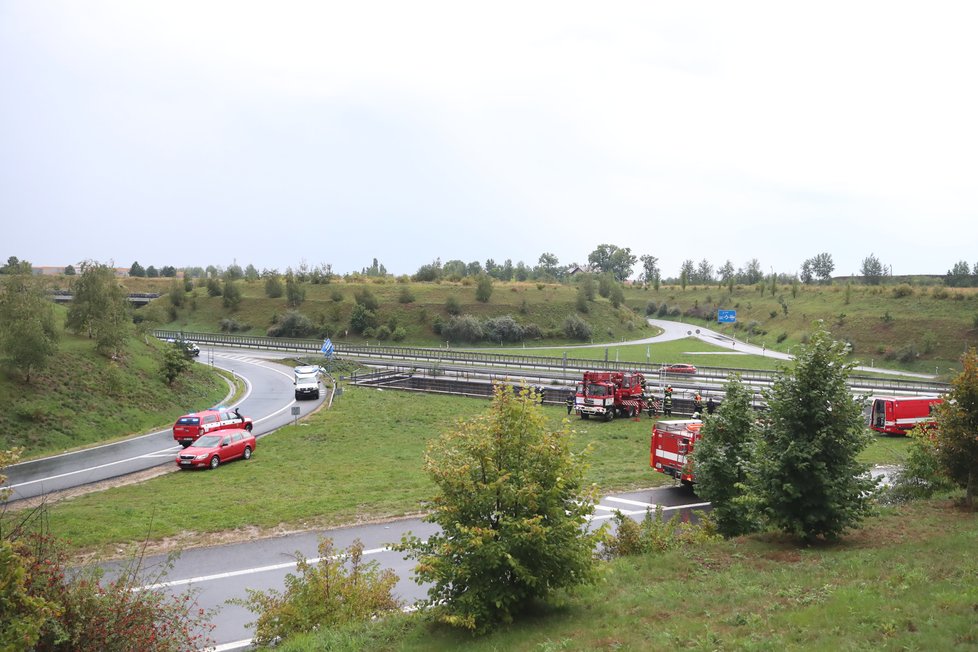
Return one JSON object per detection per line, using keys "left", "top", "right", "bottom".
{"left": 291, "top": 406, "right": 300, "bottom": 416}
{"left": 718, "top": 310, "right": 736, "bottom": 324}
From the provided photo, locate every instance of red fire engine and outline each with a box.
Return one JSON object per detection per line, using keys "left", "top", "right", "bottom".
{"left": 869, "top": 395, "right": 943, "bottom": 435}
{"left": 574, "top": 371, "right": 647, "bottom": 421}
{"left": 650, "top": 419, "right": 703, "bottom": 483}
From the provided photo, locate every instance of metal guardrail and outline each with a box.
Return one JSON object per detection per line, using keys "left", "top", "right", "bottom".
{"left": 153, "top": 330, "right": 950, "bottom": 396}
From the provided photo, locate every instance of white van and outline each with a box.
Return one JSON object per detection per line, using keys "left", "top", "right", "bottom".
{"left": 294, "top": 365, "right": 322, "bottom": 400}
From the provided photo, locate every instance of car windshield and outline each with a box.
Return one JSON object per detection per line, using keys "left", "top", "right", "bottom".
{"left": 587, "top": 384, "right": 609, "bottom": 396}
{"left": 192, "top": 435, "right": 223, "bottom": 448}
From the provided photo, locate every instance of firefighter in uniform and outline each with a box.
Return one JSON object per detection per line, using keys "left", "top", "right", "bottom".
{"left": 663, "top": 385, "right": 673, "bottom": 416}
{"left": 693, "top": 394, "right": 703, "bottom": 418}
{"left": 566, "top": 392, "right": 574, "bottom": 415}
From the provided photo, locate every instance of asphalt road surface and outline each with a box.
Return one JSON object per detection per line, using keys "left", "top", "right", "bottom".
{"left": 5, "top": 349, "right": 317, "bottom": 502}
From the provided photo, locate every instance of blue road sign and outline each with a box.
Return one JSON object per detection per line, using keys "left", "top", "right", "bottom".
{"left": 718, "top": 310, "right": 736, "bottom": 324}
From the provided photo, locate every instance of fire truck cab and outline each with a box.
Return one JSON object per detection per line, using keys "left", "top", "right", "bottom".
{"left": 650, "top": 419, "right": 703, "bottom": 484}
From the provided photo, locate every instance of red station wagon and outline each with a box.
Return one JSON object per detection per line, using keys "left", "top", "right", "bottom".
{"left": 172, "top": 406, "right": 253, "bottom": 448}
{"left": 662, "top": 363, "right": 697, "bottom": 374}
{"left": 176, "top": 428, "right": 256, "bottom": 470}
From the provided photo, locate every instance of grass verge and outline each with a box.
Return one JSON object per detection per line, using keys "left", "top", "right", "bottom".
{"left": 36, "top": 387, "right": 909, "bottom": 556}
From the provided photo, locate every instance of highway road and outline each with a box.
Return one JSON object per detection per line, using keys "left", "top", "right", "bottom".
{"left": 5, "top": 349, "right": 318, "bottom": 502}
{"left": 127, "top": 484, "right": 709, "bottom": 651}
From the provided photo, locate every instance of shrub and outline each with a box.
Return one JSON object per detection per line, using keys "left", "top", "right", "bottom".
{"left": 391, "top": 326, "right": 406, "bottom": 342}
{"left": 397, "top": 287, "right": 415, "bottom": 304}
{"left": 657, "top": 303, "right": 669, "bottom": 317}
{"left": 220, "top": 317, "right": 251, "bottom": 333}
{"left": 932, "top": 287, "right": 949, "bottom": 299}
{"left": 575, "top": 289, "right": 589, "bottom": 314}
{"left": 232, "top": 538, "right": 399, "bottom": 646}
{"left": 267, "top": 311, "right": 315, "bottom": 337}
{"left": 349, "top": 304, "right": 378, "bottom": 334}
{"left": 445, "top": 296, "right": 462, "bottom": 316}
{"left": 892, "top": 284, "right": 914, "bottom": 298}
{"left": 604, "top": 507, "right": 720, "bottom": 558}
{"left": 353, "top": 288, "right": 379, "bottom": 311}
{"left": 645, "top": 301, "right": 658, "bottom": 316}
{"left": 264, "top": 275, "right": 283, "bottom": 298}
{"left": 442, "top": 314, "right": 484, "bottom": 343}
{"left": 562, "top": 314, "right": 593, "bottom": 341}
{"left": 331, "top": 289, "right": 344, "bottom": 302}
{"left": 522, "top": 323, "right": 543, "bottom": 340}
{"left": 475, "top": 274, "right": 493, "bottom": 302}
{"left": 375, "top": 325, "right": 392, "bottom": 340}
{"left": 669, "top": 307, "right": 681, "bottom": 317}
{"left": 483, "top": 315, "right": 524, "bottom": 343}
{"left": 776, "top": 332, "right": 788, "bottom": 344}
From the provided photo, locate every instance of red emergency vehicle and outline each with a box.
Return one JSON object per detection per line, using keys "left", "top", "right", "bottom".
{"left": 574, "top": 371, "right": 647, "bottom": 421}
{"left": 868, "top": 395, "right": 942, "bottom": 435}
{"left": 650, "top": 419, "right": 703, "bottom": 483}
{"left": 172, "top": 406, "right": 253, "bottom": 447}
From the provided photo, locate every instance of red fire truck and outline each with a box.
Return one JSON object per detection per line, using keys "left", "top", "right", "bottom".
{"left": 574, "top": 371, "right": 647, "bottom": 421}
{"left": 650, "top": 419, "right": 703, "bottom": 484}
{"left": 868, "top": 395, "right": 943, "bottom": 435}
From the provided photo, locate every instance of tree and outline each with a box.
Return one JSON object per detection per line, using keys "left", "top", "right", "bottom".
{"left": 535, "top": 252, "right": 560, "bottom": 280}
{"left": 717, "top": 260, "right": 735, "bottom": 289}
{"left": 285, "top": 273, "right": 304, "bottom": 308}
{"left": 413, "top": 259, "right": 442, "bottom": 282}
{"left": 693, "top": 376, "right": 759, "bottom": 537}
{"left": 160, "top": 341, "right": 193, "bottom": 384}
{"left": 800, "top": 259, "right": 814, "bottom": 284}
{"left": 353, "top": 287, "right": 379, "bottom": 311}
{"left": 945, "top": 260, "right": 972, "bottom": 288}
{"left": 475, "top": 274, "right": 493, "bottom": 302}
{"left": 1, "top": 256, "right": 32, "bottom": 274}
{"left": 222, "top": 279, "right": 242, "bottom": 309}
{"left": 145, "top": 265, "right": 159, "bottom": 278}
{"left": 811, "top": 252, "right": 835, "bottom": 283}
{"left": 588, "top": 244, "right": 637, "bottom": 282}
{"left": 860, "top": 253, "right": 885, "bottom": 285}
{"left": 244, "top": 264, "right": 259, "bottom": 281}
{"left": 639, "top": 254, "right": 660, "bottom": 289}
{"left": 65, "top": 261, "right": 130, "bottom": 356}
{"left": 264, "top": 275, "right": 283, "bottom": 298}
{"left": 0, "top": 273, "right": 59, "bottom": 382}
{"left": 578, "top": 273, "right": 597, "bottom": 302}
{"left": 931, "top": 347, "right": 978, "bottom": 507}
{"left": 741, "top": 258, "right": 764, "bottom": 285}
{"left": 679, "top": 259, "right": 695, "bottom": 290}
{"left": 128, "top": 261, "right": 146, "bottom": 277}
{"left": 397, "top": 384, "right": 602, "bottom": 632}
{"left": 63, "top": 264, "right": 76, "bottom": 276}
{"left": 755, "top": 324, "right": 877, "bottom": 541}
{"left": 695, "top": 259, "right": 714, "bottom": 284}
{"left": 160, "top": 265, "right": 177, "bottom": 277}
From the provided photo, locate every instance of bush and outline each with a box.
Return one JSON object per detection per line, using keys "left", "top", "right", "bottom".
{"left": 391, "top": 326, "right": 406, "bottom": 342}
{"left": 604, "top": 508, "right": 720, "bottom": 558}
{"left": 892, "top": 283, "right": 914, "bottom": 298}
{"left": 397, "top": 287, "right": 415, "bottom": 304}
{"left": 220, "top": 317, "right": 250, "bottom": 333}
{"left": 331, "top": 289, "right": 344, "bottom": 302}
{"left": 445, "top": 296, "right": 462, "bottom": 316}
{"left": 442, "top": 314, "right": 484, "bottom": 343}
{"left": 522, "top": 323, "right": 543, "bottom": 340}
{"left": 353, "top": 288, "right": 379, "bottom": 311}
{"left": 562, "top": 314, "right": 593, "bottom": 341}
{"left": 475, "top": 274, "right": 493, "bottom": 303}
{"left": 232, "top": 538, "right": 399, "bottom": 647}
{"left": 267, "top": 311, "right": 316, "bottom": 337}
{"left": 483, "top": 315, "right": 524, "bottom": 343}
{"left": 264, "top": 275, "right": 283, "bottom": 298}
{"left": 776, "top": 332, "right": 788, "bottom": 344}
{"left": 349, "top": 304, "right": 378, "bottom": 334}
{"left": 375, "top": 325, "right": 392, "bottom": 340}
{"left": 657, "top": 303, "right": 669, "bottom": 317}
{"left": 645, "top": 301, "right": 658, "bottom": 316}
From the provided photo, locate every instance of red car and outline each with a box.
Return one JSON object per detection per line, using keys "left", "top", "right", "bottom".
{"left": 176, "top": 428, "right": 256, "bottom": 470}
{"left": 662, "top": 363, "right": 697, "bottom": 374}
{"left": 172, "top": 406, "right": 253, "bottom": 447}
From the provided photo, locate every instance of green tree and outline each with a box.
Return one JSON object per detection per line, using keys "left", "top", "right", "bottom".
{"left": 535, "top": 252, "right": 560, "bottom": 280}
{"left": 0, "top": 256, "right": 32, "bottom": 274}
{"left": 353, "top": 287, "right": 379, "bottom": 311}
{"left": 639, "top": 254, "right": 660, "bottom": 289}
{"left": 222, "top": 279, "right": 242, "bottom": 309}
{"left": 145, "top": 265, "right": 159, "bottom": 278}
{"left": 285, "top": 273, "right": 304, "bottom": 308}
{"left": 65, "top": 261, "right": 130, "bottom": 357}
{"left": 397, "top": 384, "right": 603, "bottom": 633}
{"left": 945, "top": 260, "right": 972, "bottom": 287}
{"left": 244, "top": 264, "right": 260, "bottom": 281}
{"left": 860, "top": 253, "right": 885, "bottom": 285}
{"left": 63, "top": 264, "right": 76, "bottom": 276}
{"left": 811, "top": 252, "right": 834, "bottom": 283}
{"left": 0, "top": 273, "right": 60, "bottom": 382}
{"left": 128, "top": 261, "right": 145, "bottom": 277}
{"left": 349, "top": 303, "right": 377, "bottom": 334}
{"left": 587, "top": 244, "right": 636, "bottom": 282}
{"left": 160, "top": 341, "right": 193, "bottom": 385}
{"left": 264, "top": 275, "right": 283, "bottom": 298}
{"left": 578, "top": 273, "right": 597, "bottom": 301}
{"left": 931, "top": 347, "right": 978, "bottom": 507}
{"left": 755, "top": 325, "right": 877, "bottom": 541}
{"left": 693, "top": 376, "right": 759, "bottom": 537}
{"left": 679, "top": 259, "right": 695, "bottom": 290}
{"left": 475, "top": 274, "right": 493, "bottom": 302}
{"left": 168, "top": 278, "right": 185, "bottom": 308}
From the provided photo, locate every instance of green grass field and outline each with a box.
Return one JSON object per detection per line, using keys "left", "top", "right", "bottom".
{"left": 39, "top": 387, "right": 910, "bottom": 556}
{"left": 277, "top": 499, "right": 978, "bottom": 652}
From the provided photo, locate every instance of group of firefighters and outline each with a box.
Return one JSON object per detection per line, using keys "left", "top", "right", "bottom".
{"left": 565, "top": 383, "right": 717, "bottom": 419}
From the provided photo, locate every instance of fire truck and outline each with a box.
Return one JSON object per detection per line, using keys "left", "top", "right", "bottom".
{"left": 650, "top": 419, "right": 703, "bottom": 484}
{"left": 574, "top": 371, "right": 647, "bottom": 421}
{"left": 868, "top": 395, "right": 943, "bottom": 435}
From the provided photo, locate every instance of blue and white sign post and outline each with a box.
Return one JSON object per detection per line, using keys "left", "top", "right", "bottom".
{"left": 718, "top": 310, "right": 736, "bottom": 324}
{"left": 321, "top": 337, "right": 335, "bottom": 372}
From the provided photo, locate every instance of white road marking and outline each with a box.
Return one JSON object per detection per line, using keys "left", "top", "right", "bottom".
{"left": 604, "top": 496, "right": 658, "bottom": 508}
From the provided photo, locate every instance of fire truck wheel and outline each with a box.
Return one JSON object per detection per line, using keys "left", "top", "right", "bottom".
{"left": 605, "top": 410, "right": 614, "bottom": 422}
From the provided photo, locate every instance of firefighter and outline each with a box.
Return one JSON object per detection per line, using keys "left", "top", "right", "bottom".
{"left": 663, "top": 387, "right": 673, "bottom": 416}
{"left": 693, "top": 394, "right": 703, "bottom": 418}
{"left": 566, "top": 392, "right": 574, "bottom": 415}
{"left": 707, "top": 397, "right": 716, "bottom": 415}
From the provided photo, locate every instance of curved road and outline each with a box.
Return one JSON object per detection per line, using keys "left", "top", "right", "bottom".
{"left": 5, "top": 349, "right": 319, "bottom": 502}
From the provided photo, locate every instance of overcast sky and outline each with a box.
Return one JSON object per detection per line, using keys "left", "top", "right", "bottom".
{"left": 2, "top": 2, "right": 976, "bottom": 279}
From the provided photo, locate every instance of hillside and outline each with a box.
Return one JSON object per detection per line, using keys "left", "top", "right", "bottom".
{"left": 0, "top": 319, "right": 230, "bottom": 458}
{"left": 118, "top": 275, "right": 978, "bottom": 379}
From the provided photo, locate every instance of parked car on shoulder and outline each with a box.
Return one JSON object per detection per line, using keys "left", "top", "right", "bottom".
{"left": 172, "top": 406, "right": 253, "bottom": 447}
{"left": 662, "top": 363, "right": 697, "bottom": 374}
{"left": 176, "top": 428, "right": 255, "bottom": 470}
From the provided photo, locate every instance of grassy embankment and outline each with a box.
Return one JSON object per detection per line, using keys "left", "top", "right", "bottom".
{"left": 277, "top": 498, "right": 978, "bottom": 651}
{"left": 40, "top": 386, "right": 910, "bottom": 556}
{"left": 125, "top": 275, "right": 978, "bottom": 379}
{"left": 0, "top": 315, "right": 232, "bottom": 459}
